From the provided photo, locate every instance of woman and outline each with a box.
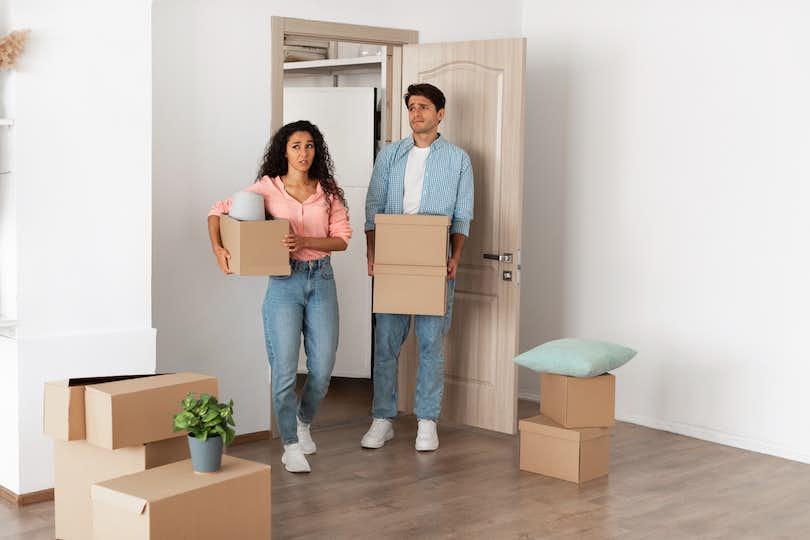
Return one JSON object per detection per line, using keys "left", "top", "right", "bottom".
{"left": 207, "top": 120, "right": 352, "bottom": 473}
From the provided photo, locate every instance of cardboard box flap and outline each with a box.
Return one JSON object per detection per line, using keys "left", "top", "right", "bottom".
{"left": 519, "top": 415, "right": 610, "bottom": 442}
{"left": 374, "top": 264, "right": 448, "bottom": 277}
{"left": 87, "top": 372, "right": 215, "bottom": 396}
{"left": 91, "top": 484, "right": 148, "bottom": 515}
{"left": 375, "top": 214, "right": 451, "bottom": 227}
{"left": 94, "top": 456, "right": 271, "bottom": 504}
{"left": 43, "top": 381, "right": 85, "bottom": 440}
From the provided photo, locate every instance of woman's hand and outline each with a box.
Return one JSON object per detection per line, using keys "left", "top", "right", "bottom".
{"left": 283, "top": 233, "right": 308, "bottom": 253}
{"left": 214, "top": 245, "right": 232, "bottom": 274}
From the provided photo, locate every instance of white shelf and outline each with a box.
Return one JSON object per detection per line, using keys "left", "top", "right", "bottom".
{"left": 284, "top": 56, "right": 382, "bottom": 71}
{"left": 0, "top": 118, "right": 13, "bottom": 127}
{"left": 0, "top": 318, "right": 17, "bottom": 328}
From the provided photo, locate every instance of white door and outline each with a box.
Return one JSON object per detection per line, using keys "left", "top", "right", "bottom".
{"left": 284, "top": 87, "right": 374, "bottom": 378}
{"left": 396, "top": 39, "right": 526, "bottom": 434}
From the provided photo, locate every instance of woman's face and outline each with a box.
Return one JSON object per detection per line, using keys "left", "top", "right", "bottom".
{"left": 285, "top": 130, "right": 316, "bottom": 174}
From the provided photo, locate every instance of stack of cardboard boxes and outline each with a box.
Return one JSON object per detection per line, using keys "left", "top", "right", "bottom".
{"left": 43, "top": 372, "right": 271, "bottom": 540}
{"left": 519, "top": 373, "right": 616, "bottom": 483}
{"left": 373, "top": 214, "right": 451, "bottom": 316}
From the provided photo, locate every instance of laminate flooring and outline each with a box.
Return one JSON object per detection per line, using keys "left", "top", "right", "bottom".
{"left": 3, "top": 377, "right": 809, "bottom": 539}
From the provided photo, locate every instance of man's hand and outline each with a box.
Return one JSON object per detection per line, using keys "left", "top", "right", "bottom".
{"left": 447, "top": 257, "right": 459, "bottom": 280}
{"left": 367, "top": 250, "right": 375, "bottom": 277}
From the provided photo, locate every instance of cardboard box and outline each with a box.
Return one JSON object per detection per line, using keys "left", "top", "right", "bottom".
{"left": 44, "top": 375, "right": 161, "bottom": 442}
{"left": 54, "top": 437, "right": 189, "bottom": 540}
{"left": 540, "top": 372, "right": 615, "bottom": 428}
{"left": 519, "top": 414, "right": 611, "bottom": 484}
{"left": 373, "top": 214, "right": 450, "bottom": 316}
{"left": 220, "top": 214, "right": 291, "bottom": 276}
{"left": 373, "top": 264, "right": 447, "bottom": 316}
{"left": 374, "top": 214, "right": 450, "bottom": 266}
{"left": 84, "top": 372, "right": 218, "bottom": 450}
{"left": 91, "top": 456, "right": 271, "bottom": 540}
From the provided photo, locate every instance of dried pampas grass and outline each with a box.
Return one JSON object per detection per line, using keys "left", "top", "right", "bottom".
{"left": 0, "top": 29, "right": 31, "bottom": 70}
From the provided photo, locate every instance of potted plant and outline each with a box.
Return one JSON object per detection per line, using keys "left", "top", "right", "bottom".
{"left": 173, "top": 392, "right": 235, "bottom": 473}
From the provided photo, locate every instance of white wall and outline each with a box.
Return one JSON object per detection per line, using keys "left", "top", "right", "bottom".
{"left": 520, "top": 1, "right": 810, "bottom": 463}
{"left": 4, "top": 0, "right": 155, "bottom": 493}
{"left": 0, "top": 0, "right": 19, "bottom": 495}
{"left": 151, "top": 0, "right": 523, "bottom": 436}
{"left": 0, "top": 337, "right": 19, "bottom": 493}
{"left": 0, "top": 5, "right": 16, "bottom": 321}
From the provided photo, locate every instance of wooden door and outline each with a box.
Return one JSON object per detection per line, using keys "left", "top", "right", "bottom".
{"left": 397, "top": 38, "right": 526, "bottom": 434}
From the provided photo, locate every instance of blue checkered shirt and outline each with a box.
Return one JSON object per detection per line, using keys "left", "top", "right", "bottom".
{"left": 364, "top": 134, "right": 474, "bottom": 236}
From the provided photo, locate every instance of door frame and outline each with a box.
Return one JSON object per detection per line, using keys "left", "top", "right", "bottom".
{"left": 271, "top": 17, "right": 419, "bottom": 142}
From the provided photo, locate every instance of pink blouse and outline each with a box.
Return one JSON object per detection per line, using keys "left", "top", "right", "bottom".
{"left": 209, "top": 175, "right": 352, "bottom": 261}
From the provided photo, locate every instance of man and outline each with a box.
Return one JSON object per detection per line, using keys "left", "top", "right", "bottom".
{"left": 362, "top": 83, "right": 474, "bottom": 451}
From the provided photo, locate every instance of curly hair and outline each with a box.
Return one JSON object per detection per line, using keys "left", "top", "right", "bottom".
{"left": 256, "top": 120, "right": 347, "bottom": 209}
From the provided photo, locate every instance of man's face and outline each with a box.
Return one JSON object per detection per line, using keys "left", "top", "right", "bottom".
{"left": 407, "top": 95, "right": 444, "bottom": 135}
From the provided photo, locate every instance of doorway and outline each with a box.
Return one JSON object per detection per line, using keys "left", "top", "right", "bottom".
{"left": 273, "top": 18, "right": 419, "bottom": 434}
{"left": 271, "top": 17, "right": 526, "bottom": 436}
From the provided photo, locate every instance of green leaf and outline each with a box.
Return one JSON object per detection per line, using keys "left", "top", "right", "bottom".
{"left": 223, "top": 426, "right": 235, "bottom": 446}
{"left": 182, "top": 393, "right": 196, "bottom": 410}
{"left": 173, "top": 411, "right": 194, "bottom": 430}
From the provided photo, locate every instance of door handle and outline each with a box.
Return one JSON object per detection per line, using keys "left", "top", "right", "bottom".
{"left": 483, "top": 253, "right": 513, "bottom": 263}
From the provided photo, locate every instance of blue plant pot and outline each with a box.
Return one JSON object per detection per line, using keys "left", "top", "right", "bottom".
{"left": 187, "top": 434, "right": 223, "bottom": 473}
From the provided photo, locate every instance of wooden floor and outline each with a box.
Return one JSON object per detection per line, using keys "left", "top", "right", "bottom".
{"left": 3, "top": 377, "right": 810, "bottom": 539}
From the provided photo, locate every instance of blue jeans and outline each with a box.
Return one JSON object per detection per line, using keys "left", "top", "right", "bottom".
{"left": 372, "top": 280, "right": 455, "bottom": 421}
{"left": 262, "top": 257, "right": 339, "bottom": 445}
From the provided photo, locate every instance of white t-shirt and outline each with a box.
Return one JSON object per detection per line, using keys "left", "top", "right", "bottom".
{"left": 402, "top": 145, "right": 430, "bottom": 215}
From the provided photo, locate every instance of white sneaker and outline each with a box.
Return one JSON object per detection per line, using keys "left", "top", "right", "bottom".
{"left": 361, "top": 418, "right": 394, "bottom": 449}
{"left": 297, "top": 418, "right": 317, "bottom": 455}
{"left": 415, "top": 419, "right": 439, "bottom": 452}
{"left": 281, "top": 443, "right": 311, "bottom": 473}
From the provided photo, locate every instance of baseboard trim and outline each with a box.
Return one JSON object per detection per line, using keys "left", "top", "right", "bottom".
{"left": 20, "top": 488, "right": 54, "bottom": 506}
{"left": 0, "top": 483, "right": 18, "bottom": 505}
{"left": 616, "top": 412, "right": 810, "bottom": 465}
{"left": 519, "top": 394, "right": 809, "bottom": 464}
{"left": 230, "top": 430, "right": 271, "bottom": 446}
{"left": 0, "top": 484, "right": 54, "bottom": 506}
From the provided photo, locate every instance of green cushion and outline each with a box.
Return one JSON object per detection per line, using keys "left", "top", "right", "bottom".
{"left": 513, "top": 338, "right": 636, "bottom": 377}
